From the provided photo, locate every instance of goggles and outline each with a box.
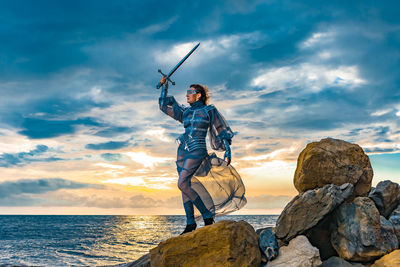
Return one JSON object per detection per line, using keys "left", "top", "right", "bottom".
{"left": 186, "top": 89, "right": 200, "bottom": 95}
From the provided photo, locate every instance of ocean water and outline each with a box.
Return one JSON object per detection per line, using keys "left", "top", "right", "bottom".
{"left": 0, "top": 215, "right": 278, "bottom": 266}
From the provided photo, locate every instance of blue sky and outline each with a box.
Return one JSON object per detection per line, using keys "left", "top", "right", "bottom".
{"left": 0, "top": 0, "right": 399, "bottom": 214}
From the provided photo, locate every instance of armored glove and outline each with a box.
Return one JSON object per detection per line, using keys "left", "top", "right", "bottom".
{"left": 223, "top": 139, "right": 231, "bottom": 165}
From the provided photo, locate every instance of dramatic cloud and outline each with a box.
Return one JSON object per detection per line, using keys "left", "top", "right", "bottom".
{"left": 19, "top": 117, "right": 101, "bottom": 139}
{"left": 0, "top": 145, "right": 64, "bottom": 168}
{"left": 85, "top": 139, "right": 132, "bottom": 150}
{"left": 0, "top": 0, "right": 399, "bottom": 213}
{"left": 101, "top": 153, "right": 123, "bottom": 161}
{"left": 0, "top": 178, "right": 102, "bottom": 206}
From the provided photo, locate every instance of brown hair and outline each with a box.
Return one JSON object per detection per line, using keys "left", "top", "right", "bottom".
{"left": 190, "top": 84, "right": 210, "bottom": 105}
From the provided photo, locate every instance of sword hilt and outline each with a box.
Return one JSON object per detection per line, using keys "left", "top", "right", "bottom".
{"left": 156, "top": 69, "right": 175, "bottom": 89}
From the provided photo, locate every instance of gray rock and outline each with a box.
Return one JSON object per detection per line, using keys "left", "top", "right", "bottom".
{"left": 256, "top": 226, "right": 276, "bottom": 235}
{"left": 331, "top": 197, "right": 398, "bottom": 262}
{"left": 389, "top": 203, "right": 400, "bottom": 243}
{"left": 369, "top": 180, "right": 400, "bottom": 218}
{"left": 258, "top": 227, "right": 279, "bottom": 262}
{"left": 266, "top": 235, "right": 322, "bottom": 267}
{"left": 321, "top": 256, "right": 365, "bottom": 267}
{"left": 275, "top": 183, "right": 353, "bottom": 243}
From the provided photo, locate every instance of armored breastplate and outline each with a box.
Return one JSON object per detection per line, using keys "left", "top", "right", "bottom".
{"left": 177, "top": 103, "right": 213, "bottom": 151}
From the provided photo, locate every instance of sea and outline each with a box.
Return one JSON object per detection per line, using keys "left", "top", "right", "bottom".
{"left": 0, "top": 215, "right": 278, "bottom": 267}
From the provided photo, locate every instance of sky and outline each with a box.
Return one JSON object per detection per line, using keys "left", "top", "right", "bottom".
{"left": 0, "top": 0, "right": 399, "bottom": 215}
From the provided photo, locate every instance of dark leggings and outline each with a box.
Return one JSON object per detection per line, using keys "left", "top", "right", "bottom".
{"left": 176, "top": 146, "right": 213, "bottom": 220}
{"left": 176, "top": 146, "right": 207, "bottom": 202}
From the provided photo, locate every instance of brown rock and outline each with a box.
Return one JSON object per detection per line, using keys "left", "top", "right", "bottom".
{"left": 275, "top": 183, "right": 353, "bottom": 243}
{"left": 369, "top": 180, "right": 400, "bottom": 218}
{"left": 294, "top": 138, "right": 373, "bottom": 197}
{"left": 331, "top": 197, "right": 398, "bottom": 262}
{"left": 150, "top": 220, "right": 261, "bottom": 267}
{"left": 371, "top": 249, "right": 400, "bottom": 267}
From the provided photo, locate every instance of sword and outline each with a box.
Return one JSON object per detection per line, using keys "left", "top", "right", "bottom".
{"left": 156, "top": 42, "right": 200, "bottom": 89}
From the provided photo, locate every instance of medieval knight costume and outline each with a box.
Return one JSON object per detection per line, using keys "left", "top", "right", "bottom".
{"left": 159, "top": 88, "right": 246, "bottom": 233}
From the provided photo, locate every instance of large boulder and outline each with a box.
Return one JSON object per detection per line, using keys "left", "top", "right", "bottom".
{"left": 275, "top": 183, "right": 353, "bottom": 243}
{"left": 266, "top": 235, "right": 322, "bottom": 267}
{"left": 331, "top": 197, "right": 398, "bottom": 262}
{"left": 294, "top": 138, "right": 373, "bottom": 197}
{"left": 150, "top": 220, "right": 261, "bottom": 267}
{"left": 389, "top": 204, "right": 400, "bottom": 243}
{"left": 371, "top": 249, "right": 400, "bottom": 267}
{"left": 369, "top": 180, "right": 400, "bottom": 218}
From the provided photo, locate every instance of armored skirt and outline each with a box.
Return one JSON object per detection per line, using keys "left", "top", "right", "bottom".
{"left": 159, "top": 96, "right": 246, "bottom": 221}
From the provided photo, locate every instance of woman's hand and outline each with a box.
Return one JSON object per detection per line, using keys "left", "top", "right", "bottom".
{"left": 160, "top": 76, "right": 166, "bottom": 85}
{"left": 224, "top": 153, "right": 231, "bottom": 166}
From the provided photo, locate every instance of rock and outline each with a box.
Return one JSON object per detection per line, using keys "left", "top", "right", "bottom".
{"left": 305, "top": 213, "right": 338, "bottom": 260}
{"left": 331, "top": 197, "right": 398, "bottom": 262}
{"left": 389, "top": 204, "right": 400, "bottom": 242}
{"left": 275, "top": 183, "right": 353, "bottom": 243}
{"left": 371, "top": 249, "right": 400, "bottom": 266}
{"left": 321, "top": 256, "right": 365, "bottom": 267}
{"left": 369, "top": 180, "right": 400, "bottom": 218}
{"left": 294, "top": 138, "right": 373, "bottom": 197}
{"left": 266, "top": 235, "right": 322, "bottom": 267}
{"left": 258, "top": 227, "right": 279, "bottom": 262}
{"left": 256, "top": 226, "right": 275, "bottom": 236}
{"left": 150, "top": 220, "right": 261, "bottom": 267}
{"left": 126, "top": 253, "right": 150, "bottom": 267}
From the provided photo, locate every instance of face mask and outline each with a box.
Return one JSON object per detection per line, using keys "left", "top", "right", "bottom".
{"left": 187, "top": 89, "right": 200, "bottom": 95}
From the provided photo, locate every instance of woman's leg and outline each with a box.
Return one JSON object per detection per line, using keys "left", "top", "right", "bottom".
{"left": 182, "top": 192, "right": 195, "bottom": 225}
{"left": 177, "top": 149, "right": 196, "bottom": 226}
{"left": 177, "top": 157, "right": 213, "bottom": 220}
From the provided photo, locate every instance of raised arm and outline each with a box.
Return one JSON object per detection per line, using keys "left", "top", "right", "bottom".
{"left": 159, "top": 96, "right": 185, "bottom": 123}
{"left": 158, "top": 76, "right": 186, "bottom": 123}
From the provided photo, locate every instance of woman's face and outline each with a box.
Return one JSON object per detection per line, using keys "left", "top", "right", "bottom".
{"left": 186, "top": 87, "right": 201, "bottom": 104}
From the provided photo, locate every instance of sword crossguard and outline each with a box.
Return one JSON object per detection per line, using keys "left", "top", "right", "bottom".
{"left": 156, "top": 69, "right": 175, "bottom": 89}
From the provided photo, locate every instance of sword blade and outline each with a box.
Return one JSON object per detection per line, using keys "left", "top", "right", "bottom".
{"left": 166, "top": 42, "right": 200, "bottom": 79}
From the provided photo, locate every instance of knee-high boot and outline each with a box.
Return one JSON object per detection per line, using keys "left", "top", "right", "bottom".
{"left": 193, "top": 196, "right": 214, "bottom": 220}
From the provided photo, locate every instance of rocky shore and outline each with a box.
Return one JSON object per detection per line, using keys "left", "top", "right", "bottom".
{"left": 126, "top": 138, "right": 400, "bottom": 267}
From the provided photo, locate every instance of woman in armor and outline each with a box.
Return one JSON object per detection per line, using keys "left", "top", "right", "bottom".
{"left": 158, "top": 77, "right": 236, "bottom": 235}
